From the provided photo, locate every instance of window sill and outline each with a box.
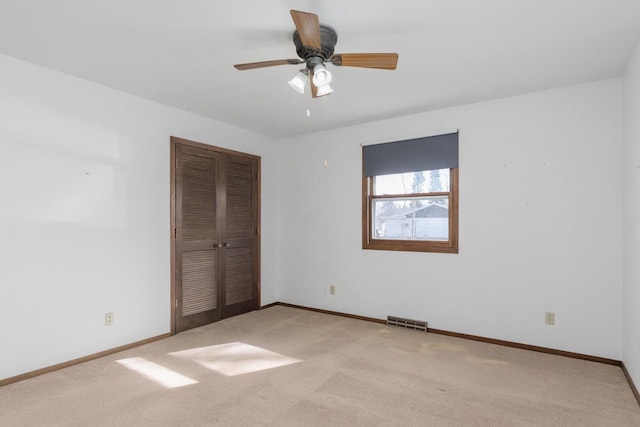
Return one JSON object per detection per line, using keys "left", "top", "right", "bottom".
{"left": 363, "top": 239, "right": 458, "bottom": 254}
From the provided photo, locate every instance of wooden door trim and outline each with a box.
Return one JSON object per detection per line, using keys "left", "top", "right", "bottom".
{"left": 171, "top": 136, "right": 260, "bottom": 161}
{"left": 170, "top": 140, "right": 176, "bottom": 334}
{"left": 170, "top": 136, "right": 261, "bottom": 335}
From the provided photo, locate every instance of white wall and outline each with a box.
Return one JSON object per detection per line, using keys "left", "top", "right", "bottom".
{"left": 623, "top": 41, "right": 640, "bottom": 389}
{"left": 0, "top": 54, "right": 278, "bottom": 380}
{"left": 277, "top": 79, "right": 623, "bottom": 359}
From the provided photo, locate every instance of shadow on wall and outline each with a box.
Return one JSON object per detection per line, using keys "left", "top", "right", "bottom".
{"left": 0, "top": 94, "right": 126, "bottom": 229}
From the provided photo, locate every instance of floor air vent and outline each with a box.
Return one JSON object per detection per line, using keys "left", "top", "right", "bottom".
{"left": 387, "top": 316, "right": 428, "bottom": 332}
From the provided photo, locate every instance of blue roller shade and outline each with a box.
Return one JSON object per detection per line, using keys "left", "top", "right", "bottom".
{"left": 363, "top": 132, "right": 458, "bottom": 177}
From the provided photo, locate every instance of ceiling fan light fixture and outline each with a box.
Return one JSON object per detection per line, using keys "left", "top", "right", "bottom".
{"left": 288, "top": 70, "right": 308, "bottom": 94}
{"left": 316, "top": 84, "right": 334, "bottom": 97}
{"left": 312, "top": 64, "right": 332, "bottom": 87}
{"left": 233, "top": 10, "right": 399, "bottom": 100}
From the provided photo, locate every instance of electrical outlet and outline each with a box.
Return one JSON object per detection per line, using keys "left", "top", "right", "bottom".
{"left": 330, "top": 285, "right": 335, "bottom": 295}
{"left": 545, "top": 311, "right": 555, "bottom": 325}
{"left": 105, "top": 312, "right": 114, "bottom": 326}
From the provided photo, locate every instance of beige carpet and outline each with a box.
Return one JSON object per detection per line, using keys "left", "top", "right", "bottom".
{"left": 1, "top": 305, "right": 639, "bottom": 426}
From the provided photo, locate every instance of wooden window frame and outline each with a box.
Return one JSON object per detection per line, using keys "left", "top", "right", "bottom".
{"left": 362, "top": 168, "right": 458, "bottom": 253}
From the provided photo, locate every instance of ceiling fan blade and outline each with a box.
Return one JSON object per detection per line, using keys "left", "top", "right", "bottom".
{"left": 290, "top": 10, "right": 321, "bottom": 50}
{"left": 234, "top": 59, "right": 303, "bottom": 71}
{"left": 331, "top": 53, "right": 399, "bottom": 70}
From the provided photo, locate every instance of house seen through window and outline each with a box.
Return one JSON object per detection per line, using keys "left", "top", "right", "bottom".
{"left": 362, "top": 132, "right": 458, "bottom": 253}
{"left": 373, "top": 169, "right": 450, "bottom": 241}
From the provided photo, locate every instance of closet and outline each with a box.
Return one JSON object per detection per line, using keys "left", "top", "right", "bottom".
{"left": 171, "top": 137, "right": 260, "bottom": 332}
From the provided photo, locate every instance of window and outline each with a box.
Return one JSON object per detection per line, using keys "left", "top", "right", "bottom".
{"left": 362, "top": 133, "right": 459, "bottom": 253}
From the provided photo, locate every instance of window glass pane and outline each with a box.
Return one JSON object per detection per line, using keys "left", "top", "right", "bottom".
{"left": 372, "top": 196, "right": 449, "bottom": 241}
{"left": 373, "top": 169, "right": 450, "bottom": 195}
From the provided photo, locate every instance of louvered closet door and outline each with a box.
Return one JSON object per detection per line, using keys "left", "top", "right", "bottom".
{"left": 221, "top": 156, "right": 259, "bottom": 318}
{"left": 175, "top": 145, "right": 221, "bottom": 332}
{"left": 173, "top": 138, "right": 260, "bottom": 333}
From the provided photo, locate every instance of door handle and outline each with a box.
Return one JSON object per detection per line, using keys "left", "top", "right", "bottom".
{"left": 213, "top": 243, "right": 220, "bottom": 248}
{"left": 222, "top": 242, "right": 231, "bottom": 248}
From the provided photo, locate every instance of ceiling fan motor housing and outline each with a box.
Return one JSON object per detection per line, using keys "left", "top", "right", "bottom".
{"left": 293, "top": 25, "right": 338, "bottom": 64}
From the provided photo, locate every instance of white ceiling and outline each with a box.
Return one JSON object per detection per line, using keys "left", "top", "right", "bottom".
{"left": 0, "top": 0, "right": 639, "bottom": 139}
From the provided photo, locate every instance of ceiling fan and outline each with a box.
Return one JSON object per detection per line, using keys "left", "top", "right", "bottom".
{"left": 234, "top": 10, "right": 399, "bottom": 98}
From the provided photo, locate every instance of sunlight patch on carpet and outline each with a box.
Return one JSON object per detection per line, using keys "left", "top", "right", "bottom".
{"left": 169, "top": 342, "right": 301, "bottom": 376}
{"left": 116, "top": 357, "right": 198, "bottom": 388}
